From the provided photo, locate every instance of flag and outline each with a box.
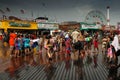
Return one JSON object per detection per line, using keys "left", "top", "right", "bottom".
{"left": 42, "top": 3, "right": 45, "bottom": 7}
{"left": 0, "top": 9, "right": 5, "bottom": 14}
{"left": 20, "top": 9, "right": 25, "bottom": 14}
{"left": 6, "top": 7, "right": 10, "bottom": 12}
{"left": 31, "top": 11, "right": 33, "bottom": 17}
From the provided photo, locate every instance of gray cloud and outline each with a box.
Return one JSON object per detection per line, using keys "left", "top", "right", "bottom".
{"left": 0, "top": 0, "right": 120, "bottom": 25}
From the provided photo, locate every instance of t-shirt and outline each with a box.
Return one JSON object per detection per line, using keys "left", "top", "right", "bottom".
{"left": 9, "top": 33, "right": 16, "bottom": 46}
{"left": 15, "top": 38, "right": 21, "bottom": 47}
{"left": 85, "top": 37, "right": 91, "bottom": 42}
{"left": 23, "top": 38, "right": 30, "bottom": 48}
{"left": 0, "top": 35, "right": 2, "bottom": 40}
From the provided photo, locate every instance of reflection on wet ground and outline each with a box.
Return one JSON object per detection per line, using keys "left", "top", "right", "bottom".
{"left": 0, "top": 48, "right": 120, "bottom": 80}
{"left": 0, "top": 48, "right": 67, "bottom": 80}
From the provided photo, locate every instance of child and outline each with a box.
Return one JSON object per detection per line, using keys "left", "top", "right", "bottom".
{"left": 107, "top": 45, "right": 113, "bottom": 62}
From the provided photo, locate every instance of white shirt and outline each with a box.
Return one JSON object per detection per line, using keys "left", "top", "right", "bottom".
{"left": 111, "top": 35, "right": 120, "bottom": 51}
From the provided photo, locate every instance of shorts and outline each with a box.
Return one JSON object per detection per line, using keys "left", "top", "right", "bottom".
{"left": 102, "top": 45, "right": 105, "bottom": 48}
{"left": 66, "top": 50, "right": 70, "bottom": 54}
{"left": 94, "top": 45, "right": 98, "bottom": 48}
{"left": 66, "top": 48, "right": 71, "bottom": 54}
{"left": 15, "top": 46, "right": 21, "bottom": 50}
{"left": 24, "top": 46, "right": 30, "bottom": 49}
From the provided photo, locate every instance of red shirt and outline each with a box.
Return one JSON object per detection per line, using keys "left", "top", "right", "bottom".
{"left": 65, "top": 39, "right": 71, "bottom": 54}
{"left": 0, "top": 35, "right": 2, "bottom": 40}
{"left": 65, "top": 39, "right": 71, "bottom": 49}
{"left": 9, "top": 33, "right": 17, "bottom": 46}
{"left": 93, "top": 40, "right": 98, "bottom": 48}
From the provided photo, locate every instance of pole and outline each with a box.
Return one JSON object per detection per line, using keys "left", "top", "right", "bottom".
{"left": 31, "top": 11, "right": 33, "bottom": 20}
{"left": 107, "top": 6, "right": 110, "bottom": 27}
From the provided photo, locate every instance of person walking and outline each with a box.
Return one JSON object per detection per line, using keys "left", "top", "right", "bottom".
{"left": 9, "top": 31, "right": 17, "bottom": 57}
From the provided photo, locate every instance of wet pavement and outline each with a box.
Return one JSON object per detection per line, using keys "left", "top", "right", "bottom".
{"left": 0, "top": 45, "right": 120, "bottom": 80}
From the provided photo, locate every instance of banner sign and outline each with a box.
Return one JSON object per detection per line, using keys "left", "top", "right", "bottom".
{"left": 9, "top": 22, "right": 31, "bottom": 27}
{"left": 81, "top": 23, "right": 101, "bottom": 30}
{"left": 38, "top": 23, "right": 58, "bottom": 30}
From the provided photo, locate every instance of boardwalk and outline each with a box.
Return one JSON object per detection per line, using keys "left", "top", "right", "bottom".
{"left": 0, "top": 53, "right": 120, "bottom": 80}
{"left": 0, "top": 43, "right": 120, "bottom": 80}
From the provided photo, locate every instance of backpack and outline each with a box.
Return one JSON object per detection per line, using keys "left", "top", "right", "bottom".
{"left": 73, "top": 41, "right": 83, "bottom": 50}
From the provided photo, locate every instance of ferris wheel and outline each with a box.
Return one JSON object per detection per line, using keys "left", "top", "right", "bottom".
{"left": 85, "top": 10, "right": 107, "bottom": 25}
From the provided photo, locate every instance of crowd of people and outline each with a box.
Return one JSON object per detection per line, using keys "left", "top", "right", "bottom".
{"left": 101, "top": 32, "right": 120, "bottom": 80}
{"left": 0, "top": 29, "right": 120, "bottom": 80}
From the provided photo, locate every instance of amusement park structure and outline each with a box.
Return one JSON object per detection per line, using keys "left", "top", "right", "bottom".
{"left": 85, "top": 10, "right": 107, "bottom": 26}
{"left": 84, "top": 8, "right": 116, "bottom": 31}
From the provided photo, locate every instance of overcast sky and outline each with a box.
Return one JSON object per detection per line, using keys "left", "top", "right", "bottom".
{"left": 0, "top": 0, "right": 119, "bottom": 25}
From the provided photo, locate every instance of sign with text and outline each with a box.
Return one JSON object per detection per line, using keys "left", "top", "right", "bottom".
{"left": 38, "top": 23, "right": 58, "bottom": 30}
{"left": 9, "top": 22, "right": 31, "bottom": 27}
{"left": 81, "top": 24, "right": 100, "bottom": 29}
